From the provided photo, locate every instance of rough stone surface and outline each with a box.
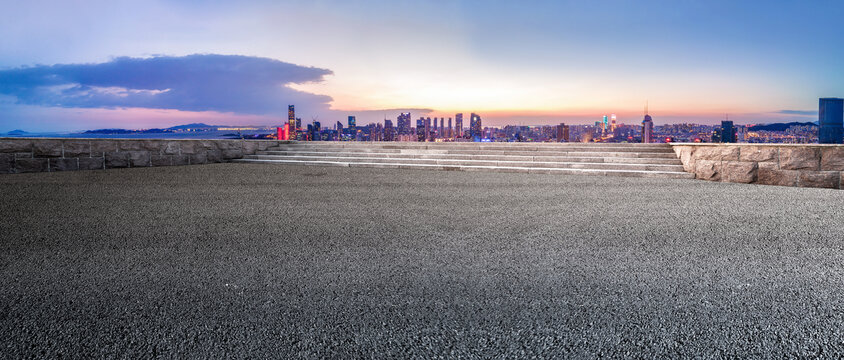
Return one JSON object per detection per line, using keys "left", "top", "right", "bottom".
{"left": 721, "top": 161, "right": 757, "bottom": 183}
{"left": 78, "top": 157, "right": 104, "bottom": 170}
{"left": 189, "top": 152, "right": 207, "bottom": 165}
{"left": 179, "top": 141, "right": 200, "bottom": 154}
{"left": 14, "top": 158, "right": 48, "bottom": 173}
{"left": 820, "top": 148, "right": 844, "bottom": 171}
{"left": 151, "top": 155, "right": 172, "bottom": 166}
{"left": 694, "top": 159, "right": 721, "bottom": 181}
{"left": 222, "top": 149, "right": 243, "bottom": 160}
{"left": 62, "top": 141, "right": 90, "bottom": 157}
{"left": 15, "top": 152, "right": 32, "bottom": 158}
{"left": 206, "top": 150, "right": 222, "bottom": 163}
{"left": 779, "top": 148, "right": 819, "bottom": 170}
{"left": 739, "top": 146, "right": 778, "bottom": 162}
{"left": 798, "top": 171, "right": 840, "bottom": 189}
{"left": 0, "top": 153, "right": 14, "bottom": 173}
{"left": 129, "top": 152, "right": 151, "bottom": 167}
{"left": 0, "top": 139, "right": 33, "bottom": 153}
{"left": 2, "top": 164, "right": 844, "bottom": 358}
{"left": 32, "top": 140, "right": 63, "bottom": 157}
{"left": 242, "top": 141, "right": 259, "bottom": 155}
{"left": 694, "top": 146, "right": 739, "bottom": 161}
{"left": 173, "top": 154, "right": 190, "bottom": 166}
{"left": 105, "top": 152, "right": 130, "bottom": 168}
{"left": 675, "top": 146, "right": 696, "bottom": 172}
{"left": 757, "top": 168, "right": 799, "bottom": 187}
{"left": 49, "top": 158, "right": 78, "bottom": 172}
{"left": 163, "top": 142, "right": 181, "bottom": 155}
{"left": 119, "top": 141, "right": 145, "bottom": 151}
{"left": 90, "top": 141, "right": 118, "bottom": 156}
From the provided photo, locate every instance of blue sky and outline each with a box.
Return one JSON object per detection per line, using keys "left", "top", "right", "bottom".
{"left": 1, "top": 0, "right": 842, "bottom": 132}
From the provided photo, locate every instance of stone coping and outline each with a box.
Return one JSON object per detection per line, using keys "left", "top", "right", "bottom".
{"left": 670, "top": 142, "right": 843, "bottom": 147}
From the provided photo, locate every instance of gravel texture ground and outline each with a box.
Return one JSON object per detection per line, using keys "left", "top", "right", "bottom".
{"left": 1, "top": 163, "right": 844, "bottom": 358}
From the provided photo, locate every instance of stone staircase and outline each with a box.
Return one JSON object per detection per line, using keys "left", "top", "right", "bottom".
{"left": 233, "top": 142, "right": 694, "bottom": 179}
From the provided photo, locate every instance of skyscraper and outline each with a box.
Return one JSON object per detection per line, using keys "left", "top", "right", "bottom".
{"left": 819, "top": 98, "right": 844, "bottom": 144}
{"left": 610, "top": 114, "right": 617, "bottom": 132}
{"left": 455, "top": 113, "right": 463, "bottom": 138}
{"left": 288, "top": 105, "right": 296, "bottom": 131}
{"left": 440, "top": 118, "right": 444, "bottom": 138}
{"left": 416, "top": 119, "right": 426, "bottom": 142}
{"left": 397, "top": 112, "right": 411, "bottom": 135}
{"left": 384, "top": 120, "right": 394, "bottom": 141}
{"left": 556, "top": 123, "right": 569, "bottom": 142}
{"left": 447, "top": 117, "right": 453, "bottom": 138}
{"left": 425, "top": 117, "right": 432, "bottom": 141}
{"left": 642, "top": 105, "right": 654, "bottom": 144}
{"left": 720, "top": 120, "right": 737, "bottom": 143}
{"left": 602, "top": 115, "right": 608, "bottom": 134}
{"left": 470, "top": 113, "right": 482, "bottom": 139}
{"left": 336, "top": 121, "right": 343, "bottom": 141}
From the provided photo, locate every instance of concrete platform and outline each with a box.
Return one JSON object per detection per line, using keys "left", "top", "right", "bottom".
{"left": 1, "top": 164, "right": 842, "bottom": 357}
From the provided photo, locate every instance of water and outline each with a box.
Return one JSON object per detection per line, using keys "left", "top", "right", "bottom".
{"left": 1, "top": 130, "right": 273, "bottom": 140}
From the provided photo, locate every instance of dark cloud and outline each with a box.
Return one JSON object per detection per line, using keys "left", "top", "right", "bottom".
{"left": 775, "top": 110, "right": 817, "bottom": 116}
{"left": 0, "top": 54, "right": 334, "bottom": 115}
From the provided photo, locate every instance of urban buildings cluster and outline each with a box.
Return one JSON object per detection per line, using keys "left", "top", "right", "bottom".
{"left": 275, "top": 98, "right": 844, "bottom": 144}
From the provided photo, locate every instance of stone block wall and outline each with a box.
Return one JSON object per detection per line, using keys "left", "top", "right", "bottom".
{"left": 0, "top": 138, "right": 290, "bottom": 174}
{"left": 671, "top": 144, "right": 844, "bottom": 189}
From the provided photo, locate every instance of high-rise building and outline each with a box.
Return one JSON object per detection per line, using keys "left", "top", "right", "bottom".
{"left": 336, "top": 121, "right": 343, "bottom": 141}
{"left": 556, "top": 123, "right": 569, "bottom": 142}
{"left": 425, "top": 117, "right": 432, "bottom": 141}
{"left": 819, "top": 98, "right": 844, "bottom": 144}
{"left": 288, "top": 105, "right": 296, "bottom": 131}
{"left": 397, "top": 112, "right": 411, "bottom": 135}
{"left": 347, "top": 116, "right": 356, "bottom": 141}
{"left": 610, "top": 114, "right": 617, "bottom": 132}
{"left": 416, "top": 119, "right": 426, "bottom": 142}
{"left": 720, "top": 120, "right": 737, "bottom": 143}
{"left": 469, "top": 113, "right": 482, "bottom": 138}
{"left": 642, "top": 105, "right": 654, "bottom": 144}
{"left": 447, "top": 118, "right": 453, "bottom": 138}
{"left": 455, "top": 113, "right": 464, "bottom": 138}
{"left": 602, "top": 115, "right": 608, "bottom": 133}
{"left": 384, "top": 120, "right": 394, "bottom": 141}
{"left": 440, "top": 118, "right": 444, "bottom": 138}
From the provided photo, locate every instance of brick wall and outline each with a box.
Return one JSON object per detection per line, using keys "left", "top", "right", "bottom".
{"left": 0, "top": 138, "right": 290, "bottom": 174}
{"left": 671, "top": 143, "right": 844, "bottom": 189}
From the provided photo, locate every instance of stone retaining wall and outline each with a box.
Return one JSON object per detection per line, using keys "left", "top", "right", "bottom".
{"left": 0, "top": 138, "right": 290, "bottom": 174}
{"left": 671, "top": 143, "right": 844, "bottom": 189}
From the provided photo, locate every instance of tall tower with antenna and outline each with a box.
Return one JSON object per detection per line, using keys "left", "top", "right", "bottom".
{"left": 642, "top": 101, "right": 654, "bottom": 143}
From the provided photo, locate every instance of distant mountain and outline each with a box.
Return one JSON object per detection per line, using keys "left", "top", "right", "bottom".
{"left": 5, "top": 129, "right": 28, "bottom": 135}
{"left": 167, "top": 123, "right": 220, "bottom": 130}
{"left": 748, "top": 122, "right": 817, "bottom": 132}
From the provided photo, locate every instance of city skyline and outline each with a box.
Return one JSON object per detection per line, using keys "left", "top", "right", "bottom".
{"left": 1, "top": 1, "right": 843, "bottom": 132}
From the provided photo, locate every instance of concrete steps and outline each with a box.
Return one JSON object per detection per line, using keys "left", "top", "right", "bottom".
{"left": 234, "top": 142, "right": 693, "bottom": 179}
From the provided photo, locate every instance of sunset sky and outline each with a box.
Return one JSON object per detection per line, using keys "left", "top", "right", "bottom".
{"left": 1, "top": 0, "right": 843, "bottom": 132}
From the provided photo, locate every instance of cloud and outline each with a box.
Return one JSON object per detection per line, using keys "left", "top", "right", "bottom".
{"left": 0, "top": 54, "right": 334, "bottom": 115}
{"left": 775, "top": 110, "right": 817, "bottom": 116}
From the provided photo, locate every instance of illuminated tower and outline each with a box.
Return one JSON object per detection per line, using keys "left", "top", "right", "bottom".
{"left": 455, "top": 113, "right": 464, "bottom": 138}
{"left": 642, "top": 103, "right": 654, "bottom": 143}
{"left": 602, "top": 115, "right": 608, "bottom": 134}
{"left": 288, "top": 105, "right": 296, "bottom": 131}
{"left": 397, "top": 112, "right": 411, "bottom": 135}
{"left": 416, "top": 119, "right": 426, "bottom": 142}
{"left": 469, "top": 113, "right": 482, "bottom": 138}
{"left": 557, "top": 123, "right": 569, "bottom": 142}
{"left": 819, "top": 98, "right": 844, "bottom": 144}
{"left": 610, "top": 114, "right": 617, "bottom": 132}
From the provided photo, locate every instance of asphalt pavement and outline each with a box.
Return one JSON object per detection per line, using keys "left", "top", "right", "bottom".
{"left": 1, "top": 163, "right": 843, "bottom": 358}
